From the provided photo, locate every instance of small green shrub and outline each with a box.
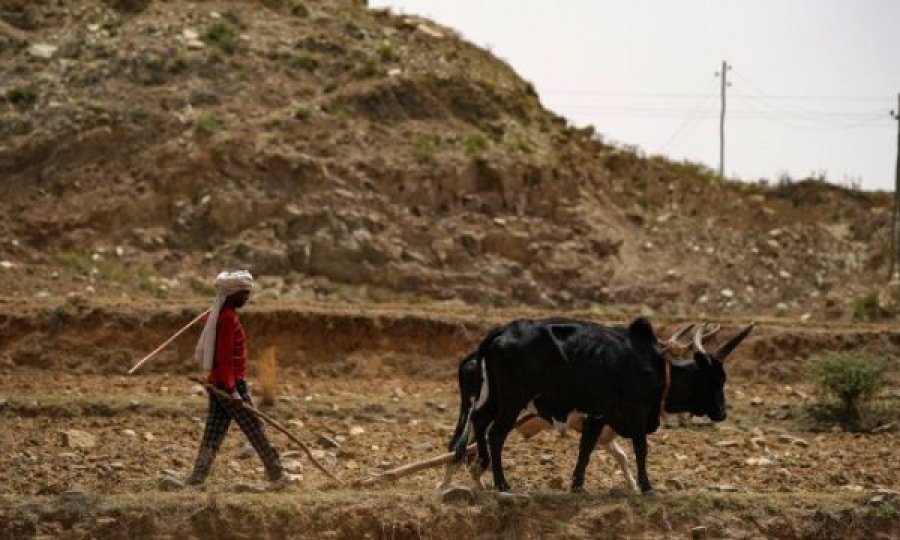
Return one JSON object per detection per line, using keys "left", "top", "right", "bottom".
{"left": 354, "top": 57, "right": 382, "bottom": 79}
{"left": 463, "top": 132, "right": 488, "bottom": 157}
{"left": 293, "top": 105, "right": 311, "bottom": 120}
{"left": 377, "top": 42, "right": 399, "bottom": 63}
{"left": 413, "top": 135, "right": 438, "bottom": 163}
{"left": 201, "top": 22, "right": 240, "bottom": 54}
{"left": 6, "top": 87, "right": 37, "bottom": 108}
{"left": 56, "top": 252, "right": 129, "bottom": 284}
{"left": 195, "top": 111, "right": 224, "bottom": 136}
{"left": 808, "top": 352, "right": 886, "bottom": 430}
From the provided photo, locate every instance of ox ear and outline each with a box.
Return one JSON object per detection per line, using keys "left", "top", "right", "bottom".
{"left": 628, "top": 317, "right": 657, "bottom": 348}
{"left": 714, "top": 323, "right": 756, "bottom": 362}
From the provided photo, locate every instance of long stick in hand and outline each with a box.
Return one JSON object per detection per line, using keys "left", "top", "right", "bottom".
{"left": 188, "top": 376, "right": 343, "bottom": 485}
{"left": 128, "top": 309, "right": 210, "bottom": 374}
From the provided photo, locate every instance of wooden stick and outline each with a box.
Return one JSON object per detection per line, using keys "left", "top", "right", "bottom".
{"left": 128, "top": 309, "right": 210, "bottom": 374}
{"left": 188, "top": 377, "right": 343, "bottom": 485}
{"left": 355, "top": 414, "right": 568, "bottom": 486}
{"left": 355, "top": 443, "right": 477, "bottom": 487}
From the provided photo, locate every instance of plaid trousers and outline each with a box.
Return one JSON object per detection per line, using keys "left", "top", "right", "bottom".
{"left": 188, "top": 380, "right": 284, "bottom": 484}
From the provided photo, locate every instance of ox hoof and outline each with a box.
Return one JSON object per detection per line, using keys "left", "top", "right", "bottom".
{"left": 641, "top": 489, "right": 657, "bottom": 497}
{"left": 570, "top": 484, "right": 585, "bottom": 494}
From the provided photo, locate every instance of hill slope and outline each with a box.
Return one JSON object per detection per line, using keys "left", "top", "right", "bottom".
{"left": 0, "top": 0, "right": 892, "bottom": 318}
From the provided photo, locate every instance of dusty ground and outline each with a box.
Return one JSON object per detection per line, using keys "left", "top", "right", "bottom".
{"left": 1, "top": 306, "right": 898, "bottom": 538}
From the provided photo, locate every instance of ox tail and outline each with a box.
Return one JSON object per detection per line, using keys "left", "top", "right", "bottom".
{"left": 447, "top": 354, "right": 477, "bottom": 453}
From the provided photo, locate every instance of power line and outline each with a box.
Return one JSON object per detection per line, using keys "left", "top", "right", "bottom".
{"left": 541, "top": 89, "right": 890, "bottom": 101}
{"left": 657, "top": 80, "right": 718, "bottom": 153}
{"left": 551, "top": 105, "right": 884, "bottom": 116}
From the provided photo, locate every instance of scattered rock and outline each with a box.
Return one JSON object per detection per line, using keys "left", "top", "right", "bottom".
{"left": 121, "top": 429, "right": 137, "bottom": 437}
{"left": 60, "top": 429, "right": 97, "bottom": 449}
{"left": 745, "top": 457, "right": 774, "bottom": 466}
{"left": 872, "top": 423, "right": 895, "bottom": 433}
{"left": 425, "top": 400, "right": 447, "bottom": 413}
{"left": 710, "top": 484, "right": 739, "bottom": 493}
{"left": 317, "top": 434, "right": 340, "bottom": 448}
{"left": 765, "top": 406, "right": 791, "bottom": 420}
{"left": 158, "top": 475, "right": 184, "bottom": 491}
{"left": 715, "top": 440, "right": 740, "bottom": 448}
{"left": 750, "top": 397, "right": 764, "bottom": 406}
{"left": 441, "top": 486, "right": 476, "bottom": 505}
{"left": 236, "top": 443, "right": 256, "bottom": 459}
{"left": 232, "top": 482, "right": 266, "bottom": 493}
{"left": 349, "top": 426, "right": 365, "bottom": 436}
{"left": 29, "top": 43, "right": 58, "bottom": 59}
{"left": 410, "top": 441, "right": 432, "bottom": 452}
{"left": 690, "top": 526, "right": 707, "bottom": 540}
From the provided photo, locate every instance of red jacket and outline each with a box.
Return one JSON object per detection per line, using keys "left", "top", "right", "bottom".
{"left": 207, "top": 306, "right": 247, "bottom": 392}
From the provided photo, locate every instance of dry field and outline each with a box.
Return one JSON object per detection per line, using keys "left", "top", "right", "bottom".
{"left": 1, "top": 304, "right": 899, "bottom": 539}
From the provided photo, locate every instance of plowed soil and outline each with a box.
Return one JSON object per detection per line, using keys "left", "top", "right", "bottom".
{"left": 1, "top": 304, "right": 898, "bottom": 539}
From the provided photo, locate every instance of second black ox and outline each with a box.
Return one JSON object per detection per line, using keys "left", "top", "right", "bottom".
{"left": 469, "top": 317, "right": 753, "bottom": 493}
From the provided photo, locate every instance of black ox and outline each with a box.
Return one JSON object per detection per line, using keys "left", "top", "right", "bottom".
{"left": 464, "top": 317, "right": 753, "bottom": 493}
{"left": 444, "top": 321, "right": 723, "bottom": 492}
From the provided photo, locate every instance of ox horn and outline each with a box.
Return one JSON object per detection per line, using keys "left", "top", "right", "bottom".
{"left": 714, "top": 323, "right": 756, "bottom": 362}
{"left": 663, "top": 323, "right": 694, "bottom": 348}
{"left": 692, "top": 325, "right": 708, "bottom": 355}
{"left": 699, "top": 322, "right": 721, "bottom": 343}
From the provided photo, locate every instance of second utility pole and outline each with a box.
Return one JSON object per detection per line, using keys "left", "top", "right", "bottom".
{"left": 889, "top": 93, "right": 900, "bottom": 281}
{"left": 717, "top": 60, "right": 731, "bottom": 179}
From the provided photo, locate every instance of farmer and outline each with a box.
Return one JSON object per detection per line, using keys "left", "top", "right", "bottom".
{"left": 187, "top": 270, "right": 290, "bottom": 488}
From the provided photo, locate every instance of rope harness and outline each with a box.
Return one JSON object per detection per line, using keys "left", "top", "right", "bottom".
{"left": 658, "top": 353, "right": 672, "bottom": 421}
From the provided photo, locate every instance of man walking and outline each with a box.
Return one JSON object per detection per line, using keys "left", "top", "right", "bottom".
{"left": 187, "top": 270, "right": 289, "bottom": 488}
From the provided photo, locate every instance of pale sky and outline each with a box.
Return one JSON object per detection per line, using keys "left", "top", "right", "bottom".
{"left": 370, "top": 0, "right": 900, "bottom": 191}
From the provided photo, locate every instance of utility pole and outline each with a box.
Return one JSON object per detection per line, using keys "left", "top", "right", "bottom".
{"left": 889, "top": 94, "right": 900, "bottom": 282}
{"left": 715, "top": 61, "right": 732, "bottom": 179}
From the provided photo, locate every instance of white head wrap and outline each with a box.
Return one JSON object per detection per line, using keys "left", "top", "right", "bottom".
{"left": 195, "top": 270, "right": 255, "bottom": 371}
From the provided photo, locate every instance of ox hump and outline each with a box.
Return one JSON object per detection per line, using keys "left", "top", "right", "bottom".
{"left": 627, "top": 317, "right": 657, "bottom": 348}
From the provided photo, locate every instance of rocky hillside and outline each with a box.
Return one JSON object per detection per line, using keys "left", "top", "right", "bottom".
{"left": 0, "top": 0, "right": 893, "bottom": 319}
